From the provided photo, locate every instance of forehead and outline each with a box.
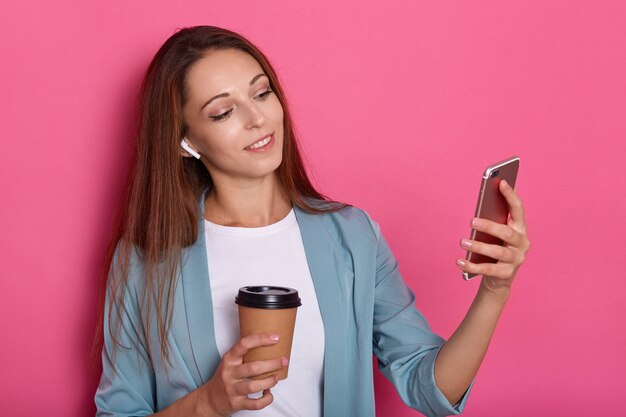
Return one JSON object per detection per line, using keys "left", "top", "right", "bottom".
{"left": 185, "top": 49, "right": 264, "bottom": 99}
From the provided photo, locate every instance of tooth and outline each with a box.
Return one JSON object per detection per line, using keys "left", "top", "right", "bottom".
{"left": 253, "top": 138, "right": 268, "bottom": 148}
{"left": 246, "top": 135, "right": 271, "bottom": 149}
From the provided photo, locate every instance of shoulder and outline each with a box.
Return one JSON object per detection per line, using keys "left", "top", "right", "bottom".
{"left": 297, "top": 198, "right": 382, "bottom": 245}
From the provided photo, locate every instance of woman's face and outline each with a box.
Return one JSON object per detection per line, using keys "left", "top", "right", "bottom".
{"left": 182, "top": 48, "right": 284, "bottom": 184}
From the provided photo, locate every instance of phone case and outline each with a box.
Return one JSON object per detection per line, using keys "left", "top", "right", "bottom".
{"left": 463, "top": 156, "right": 520, "bottom": 280}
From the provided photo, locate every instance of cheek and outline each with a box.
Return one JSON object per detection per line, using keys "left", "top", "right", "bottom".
{"left": 275, "top": 101, "right": 285, "bottom": 124}
{"left": 267, "top": 95, "right": 284, "bottom": 123}
{"left": 274, "top": 108, "right": 285, "bottom": 144}
{"left": 201, "top": 126, "right": 239, "bottom": 154}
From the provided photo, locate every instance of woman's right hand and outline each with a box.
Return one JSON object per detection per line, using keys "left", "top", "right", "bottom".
{"left": 196, "top": 333, "right": 288, "bottom": 417}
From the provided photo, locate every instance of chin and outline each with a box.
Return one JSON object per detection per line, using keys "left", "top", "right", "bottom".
{"left": 244, "top": 158, "right": 283, "bottom": 180}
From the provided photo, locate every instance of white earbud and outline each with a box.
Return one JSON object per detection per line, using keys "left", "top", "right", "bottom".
{"left": 180, "top": 138, "right": 201, "bottom": 159}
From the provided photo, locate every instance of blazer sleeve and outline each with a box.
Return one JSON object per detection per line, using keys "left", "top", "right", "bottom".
{"left": 366, "top": 213, "right": 473, "bottom": 417}
{"left": 94, "top": 253, "right": 156, "bottom": 417}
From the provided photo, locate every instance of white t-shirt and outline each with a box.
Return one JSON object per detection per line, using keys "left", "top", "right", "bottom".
{"left": 204, "top": 209, "right": 325, "bottom": 417}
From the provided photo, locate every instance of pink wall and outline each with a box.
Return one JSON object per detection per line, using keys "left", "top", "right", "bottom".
{"left": 1, "top": 1, "right": 625, "bottom": 416}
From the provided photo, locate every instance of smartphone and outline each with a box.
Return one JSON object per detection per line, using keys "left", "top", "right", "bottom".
{"left": 463, "top": 156, "right": 520, "bottom": 280}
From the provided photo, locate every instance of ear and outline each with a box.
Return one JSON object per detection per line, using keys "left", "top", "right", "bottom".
{"left": 180, "top": 137, "right": 201, "bottom": 159}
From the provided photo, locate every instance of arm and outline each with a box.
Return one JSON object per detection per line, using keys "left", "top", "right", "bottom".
{"left": 434, "top": 282, "right": 508, "bottom": 405}
{"left": 149, "top": 389, "right": 207, "bottom": 417}
{"left": 436, "top": 179, "right": 531, "bottom": 405}
{"left": 95, "top": 277, "right": 157, "bottom": 416}
{"left": 94, "top": 251, "right": 287, "bottom": 417}
{"left": 369, "top": 218, "right": 469, "bottom": 417}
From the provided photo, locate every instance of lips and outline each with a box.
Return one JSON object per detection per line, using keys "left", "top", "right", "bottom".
{"left": 244, "top": 133, "right": 274, "bottom": 150}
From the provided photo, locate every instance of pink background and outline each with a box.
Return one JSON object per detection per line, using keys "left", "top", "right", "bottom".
{"left": 1, "top": 1, "right": 625, "bottom": 416}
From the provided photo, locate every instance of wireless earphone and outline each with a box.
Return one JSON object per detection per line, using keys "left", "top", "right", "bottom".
{"left": 180, "top": 138, "right": 201, "bottom": 159}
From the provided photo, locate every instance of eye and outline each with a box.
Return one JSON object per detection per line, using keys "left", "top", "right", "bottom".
{"left": 208, "top": 88, "right": 273, "bottom": 122}
{"left": 209, "top": 108, "right": 233, "bottom": 121}
{"left": 256, "top": 87, "right": 273, "bottom": 100}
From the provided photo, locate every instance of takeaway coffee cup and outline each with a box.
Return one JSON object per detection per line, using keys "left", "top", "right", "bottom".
{"left": 236, "top": 286, "right": 302, "bottom": 380}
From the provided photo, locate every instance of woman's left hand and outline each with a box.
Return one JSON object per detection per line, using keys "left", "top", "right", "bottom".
{"left": 457, "top": 179, "right": 531, "bottom": 297}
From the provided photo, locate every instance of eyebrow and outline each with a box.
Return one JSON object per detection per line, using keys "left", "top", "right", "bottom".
{"left": 200, "top": 73, "right": 268, "bottom": 111}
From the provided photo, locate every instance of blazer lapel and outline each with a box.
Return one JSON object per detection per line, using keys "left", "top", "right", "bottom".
{"left": 293, "top": 206, "right": 350, "bottom": 415}
{"left": 180, "top": 190, "right": 221, "bottom": 387}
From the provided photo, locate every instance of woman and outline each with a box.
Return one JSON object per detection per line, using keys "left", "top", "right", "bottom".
{"left": 94, "top": 26, "right": 530, "bottom": 417}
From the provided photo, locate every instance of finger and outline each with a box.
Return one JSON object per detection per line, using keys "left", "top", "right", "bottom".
{"left": 456, "top": 257, "right": 516, "bottom": 280}
{"left": 234, "top": 357, "right": 288, "bottom": 380}
{"left": 226, "top": 333, "right": 280, "bottom": 362}
{"left": 234, "top": 374, "right": 280, "bottom": 396}
{"left": 460, "top": 238, "right": 517, "bottom": 263}
{"left": 240, "top": 388, "right": 274, "bottom": 411}
{"left": 499, "top": 180, "right": 526, "bottom": 226}
{"left": 471, "top": 217, "right": 524, "bottom": 248}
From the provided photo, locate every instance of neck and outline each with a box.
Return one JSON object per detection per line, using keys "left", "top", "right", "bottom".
{"left": 204, "top": 172, "right": 292, "bottom": 227}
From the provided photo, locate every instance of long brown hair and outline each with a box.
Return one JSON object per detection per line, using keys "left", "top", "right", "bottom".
{"left": 93, "top": 26, "right": 348, "bottom": 372}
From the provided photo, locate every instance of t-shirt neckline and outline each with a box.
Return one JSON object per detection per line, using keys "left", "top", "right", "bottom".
{"left": 203, "top": 208, "right": 296, "bottom": 237}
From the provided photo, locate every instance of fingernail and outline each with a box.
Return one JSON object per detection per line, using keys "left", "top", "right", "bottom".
{"left": 501, "top": 179, "right": 508, "bottom": 187}
{"left": 461, "top": 239, "right": 472, "bottom": 247}
{"left": 472, "top": 218, "right": 482, "bottom": 228}
{"left": 270, "top": 334, "right": 280, "bottom": 341}
{"left": 281, "top": 357, "right": 289, "bottom": 367}
{"left": 456, "top": 259, "right": 466, "bottom": 267}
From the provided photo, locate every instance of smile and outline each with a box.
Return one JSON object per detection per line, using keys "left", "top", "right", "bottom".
{"left": 244, "top": 133, "right": 274, "bottom": 151}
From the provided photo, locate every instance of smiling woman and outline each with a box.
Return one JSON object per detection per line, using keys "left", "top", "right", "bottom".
{"left": 93, "top": 25, "right": 529, "bottom": 417}
{"left": 93, "top": 25, "right": 349, "bottom": 417}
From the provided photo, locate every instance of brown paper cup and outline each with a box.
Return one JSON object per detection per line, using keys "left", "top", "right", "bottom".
{"left": 236, "top": 286, "right": 301, "bottom": 380}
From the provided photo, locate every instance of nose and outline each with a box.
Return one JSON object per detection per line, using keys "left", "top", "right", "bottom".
{"left": 243, "top": 102, "right": 266, "bottom": 129}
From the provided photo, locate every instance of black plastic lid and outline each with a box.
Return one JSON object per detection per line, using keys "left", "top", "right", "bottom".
{"left": 235, "top": 286, "right": 302, "bottom": 309}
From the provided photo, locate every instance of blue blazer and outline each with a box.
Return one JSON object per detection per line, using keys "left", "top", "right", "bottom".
{"left": 95, "top": 193, "right": 472, "bottom": 417}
